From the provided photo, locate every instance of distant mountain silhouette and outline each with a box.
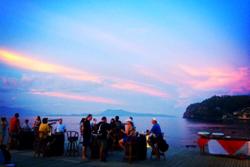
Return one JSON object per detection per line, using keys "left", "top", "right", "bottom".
{"left": 0, "top": 106, "right": 173, "bottom": 118}
{"left": 183, "top": 95, "right": 250, "bottom": 121}
{"left": 0, "top": 106, "right": 48, "bottom": 117}
{"left": 98, "top": 109, "right": 173, "bottom": 117}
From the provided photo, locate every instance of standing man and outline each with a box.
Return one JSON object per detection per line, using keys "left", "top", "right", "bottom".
{"left": 82, "top": 114, "right": 92, "bottom": 160}
{"left": 96, "top": 116, "right": 110, "bottom": 161}
{"left": 9, "top": 113, "right": 20, "bottom": 148}
{"left": 55, "top": 118, "right": 66, "bottom": 155}
{"left": 55, "top": 119, "right": 66, "bottom": 133}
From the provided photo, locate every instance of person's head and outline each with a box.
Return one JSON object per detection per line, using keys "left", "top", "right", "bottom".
{"left": 81, "top": 117, "right": 85, "bottom": 123}
{"left": 42, "top": 118, "right": 48, "bottom": 124}
{"left": 1, "top": 117, "right": 6, "bottom": 122}
{"left": 58, "top": 118, "right": 63, "bottom": 124}
{"left": 151, "top": 118, "right": 157, "bottom": 124}
{"left": 14, "top": 113, "right": 19, "bottom": 118}
{"left": 36, "top": 116, "right": 41, "bottom": 121}
{"left": 25, "top": 119, "right": 29, "bottom": 124}
{"left": 146, "top": 129, "right": 150, "bottom": 135}
{"left": 93, "top": 118, "right": 97, "bottom": 123}
{"left": 87, "top": 114, "right": 92, "bottom": 121}
{"left": 125, "top": 119, "right": 132, "bottom": 126}
{"left": 101, "top": 116, "right": 107, "bottom": 123}
{"left": 129, "top": 116, "right": 133, "bottom": 121}
{"left": 115, "top": 116, "right": 119, "bottom": 121}
{"left": 110, "top": 118, "right": 115, "bottom": 124}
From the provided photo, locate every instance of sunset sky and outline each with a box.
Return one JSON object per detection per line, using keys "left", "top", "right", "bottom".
{"left": 0, "top": 0, "right": 249, "bottom": 116}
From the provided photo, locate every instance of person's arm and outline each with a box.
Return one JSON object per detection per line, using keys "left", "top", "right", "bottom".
{"left": 150, "top": 125, "right": 156, "bottom": 134}
{"left": 64, "top": 125, "right": 66, "bottom": 132}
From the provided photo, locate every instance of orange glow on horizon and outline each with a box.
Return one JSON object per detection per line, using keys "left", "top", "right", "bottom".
{"left": 0, "top": 49, "right": 101, "bottom": 83}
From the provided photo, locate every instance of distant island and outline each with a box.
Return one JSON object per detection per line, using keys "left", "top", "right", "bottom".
{"left": 96, "top": 109, "right": 173, "bottom": 117}
{"left": 183, "top": 95, "right": 250, "bottom": 121}
{"left": 0, "top": 106, "right": 173, "bottom": 118}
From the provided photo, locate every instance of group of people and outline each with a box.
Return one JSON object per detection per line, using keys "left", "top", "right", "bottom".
{"left": 79, "top": 114, "right": 163, "bottom": 161}
{"left": 0, "top": 114, "right": 67, "bottom": 149}
{"left": 0, "top": 113, "right": 164, "bottom": 162}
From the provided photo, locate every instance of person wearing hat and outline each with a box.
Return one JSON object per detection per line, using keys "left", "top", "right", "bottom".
{"left": 119, "top": 118, "right": 135, "bottom": 150}
{"left": 149, "top": 118, "right": 163, "bottom": 158}
{"left": 150, "top": 118, "right": 162, "bottom": 138}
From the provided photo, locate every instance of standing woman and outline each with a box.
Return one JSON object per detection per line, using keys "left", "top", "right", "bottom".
{"left": 33, "top": 116, "right": 41, "bottom": 137}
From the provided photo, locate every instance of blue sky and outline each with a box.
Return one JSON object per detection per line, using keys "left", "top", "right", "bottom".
{"left": 0, "top": 0, "right": 249, "bottom": 116}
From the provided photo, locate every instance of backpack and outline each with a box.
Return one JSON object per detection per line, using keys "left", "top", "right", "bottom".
{"left": 158, "top": 138, "right": 169, "bottom": 152}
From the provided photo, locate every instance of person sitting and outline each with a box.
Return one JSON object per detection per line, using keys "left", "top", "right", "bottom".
{"left": 150, "top": 118, "right": 162, "bottom": 138}
{"left": 148, "top": 118, "right": 163, "bottom": 159}
{"left": 119, "top": 118, "right": 135, "bottom": 150}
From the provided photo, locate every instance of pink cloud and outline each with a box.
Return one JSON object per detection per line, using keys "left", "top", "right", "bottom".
{"left": 135, "top": 66, "right": 172, "bottom": 85}
{"left": 178, "top": 65, "right": 250, "bottom": 94}
{"left": 135, "top": 65, "right": 250, "bottom": 97}
{"left": 30, "top": 90, "right": 121, "bottom": 105}
{"left": 110, "top": 80, "right": 168, "bottom": 99}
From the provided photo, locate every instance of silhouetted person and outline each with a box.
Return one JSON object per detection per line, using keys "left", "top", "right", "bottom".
{"left": 22, "top": 119, "right": 31, "bottom": 132}
{"left": 114, "top": 116, "right": 122, "bottom": 147}
{"left": 33, "top": 116, "right": 41, "bottom": 136}
{"left": 39, "top": 118, "right": 50, "bottom": 140}
{"left": 96, "top": 116, "right": 110, "bottom": 161}
{"left": 55, "top": 119, "right": 66, "bottom": 133}
{"left": 9, "top": 113, "right": 20, "bottom": 148}
{"left": 55, "top": 119, "right": 66, "bottom": 155}
{"left": 80, "top": 117, "right": 86, "bottom": 136}
{"left": 149, "top": 118, "right": 162, "bottom": 159}
{"left": 0, "top": 118, "right": 8, "bottom": 146}
{"left": 82, "top": 114, "right": 92, "bottom": 160}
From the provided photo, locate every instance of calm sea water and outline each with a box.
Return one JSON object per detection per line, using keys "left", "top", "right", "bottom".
{"left": 20, "top": 116, "right": 250, "bottom": 147}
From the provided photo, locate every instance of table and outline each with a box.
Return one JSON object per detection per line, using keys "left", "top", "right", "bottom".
{"left": 198, "top": 135, "right": 250, "bottom": 156}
